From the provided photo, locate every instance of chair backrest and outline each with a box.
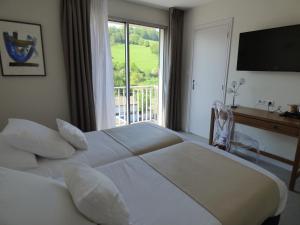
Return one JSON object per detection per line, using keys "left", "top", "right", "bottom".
{"left": 212, "top": 101, "right": 234, "bottom": 151}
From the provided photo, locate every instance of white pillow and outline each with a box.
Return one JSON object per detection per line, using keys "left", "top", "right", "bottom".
{"left": 0, "top": 167, "right": 95, "bottom": 225}
{"left": 56, "top": 119, "right": 88, "bottom": 150}
{"left": 0, "top": 134, "right": 38, "bottom": 170}
{"left": 64, "top": 163, "right": 130, "bottom": 225}
{"left": 2, "top": 119, "right": 75, "bottom": 159}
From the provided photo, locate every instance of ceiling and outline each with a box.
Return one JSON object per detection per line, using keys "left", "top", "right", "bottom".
{"left": 121, "top": 0, "right": 215, "bottom": 9}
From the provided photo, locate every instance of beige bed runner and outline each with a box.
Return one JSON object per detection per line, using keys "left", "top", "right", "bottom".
{"left": 103, "top": 123, "right": 183, "bottom": 155}
{"left": 141, "top": 142, "right": 280, "bottom": 225}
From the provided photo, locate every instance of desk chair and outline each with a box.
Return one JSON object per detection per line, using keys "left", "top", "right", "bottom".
{"left": 212, "top": 101, "right": 260, "bottom": 161}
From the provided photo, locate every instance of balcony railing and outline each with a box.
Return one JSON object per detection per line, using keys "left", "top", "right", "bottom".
{"left": 114, "top": 85, "right": 159, "bottom": 126}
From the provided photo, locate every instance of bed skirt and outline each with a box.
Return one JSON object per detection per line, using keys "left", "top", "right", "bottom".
{"left": 262, "top": 216, "right": 280, "bottom": 225}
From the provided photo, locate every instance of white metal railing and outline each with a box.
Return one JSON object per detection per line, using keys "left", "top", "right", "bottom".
{"left": 114, "top": 85, "right": 159, "bottom": 126}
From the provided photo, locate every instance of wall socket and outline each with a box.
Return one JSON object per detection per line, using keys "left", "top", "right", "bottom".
{"left": 257, "top": 99, "right": 275, "bottom": 107}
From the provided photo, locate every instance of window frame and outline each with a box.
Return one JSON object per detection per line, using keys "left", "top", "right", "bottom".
{"left": 108, "top": 17, "right": 167, "bottom": 125}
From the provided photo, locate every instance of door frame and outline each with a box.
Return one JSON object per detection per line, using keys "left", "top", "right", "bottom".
{"left": 187, "top": 17, "right": 234, "bottom": 133}
{"left": 108, "top": 19, "right": 166, "bottom": 126}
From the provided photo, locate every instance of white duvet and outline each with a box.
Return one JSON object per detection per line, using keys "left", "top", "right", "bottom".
{"left": 26, "top": 130, "right": 131, "bottom": 178}
{"left": 94, "top": 148, "right": 287, "bottom": 225}
{"left": 23, "top": 129, "right": 287, "bottom": 225}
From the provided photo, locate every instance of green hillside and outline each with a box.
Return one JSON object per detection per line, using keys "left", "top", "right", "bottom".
{"left": 109, "top": 24, "right": 160, "bottom": 87}
{"left": 111, "top": 44, "right": 159, "bottom": 74}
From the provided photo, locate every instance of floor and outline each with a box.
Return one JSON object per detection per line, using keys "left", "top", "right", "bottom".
{"left": 179, "top": 132, "right": 300, "bottom": 225}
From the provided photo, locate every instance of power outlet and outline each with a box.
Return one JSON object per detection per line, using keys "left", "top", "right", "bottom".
{"left": 257, "top": 99, "right": 275, "bottom": 107}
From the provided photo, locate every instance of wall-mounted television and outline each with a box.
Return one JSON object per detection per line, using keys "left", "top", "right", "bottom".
{"left": 237, "top": 24, "right": 300, "bottom": 72}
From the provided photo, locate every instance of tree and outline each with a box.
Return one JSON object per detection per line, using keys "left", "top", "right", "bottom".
{"left": 150, "top": 42, "right": 159, "bottom": 55}
{"left": 130, "top": 34, "right": 140, "bottom": 45}
{"left": 109, "top": 26, "right": 125, "bottom": 44}
{"left": 113, "top": 62, "right": 126, "bottom": 87}
{"left": 144, "top": 40, "right": 150, "bottom": 47}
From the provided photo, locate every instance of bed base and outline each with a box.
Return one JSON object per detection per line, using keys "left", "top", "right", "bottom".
{"left": 262, "top": 216, "right": 280, "bottom": 225}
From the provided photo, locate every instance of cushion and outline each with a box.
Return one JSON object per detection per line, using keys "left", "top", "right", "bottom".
{"left": 2, "top": 119, "right": 75, "bottom": 159}
{"left": 0, "top": 167, "right": 95, "bottom": 225}
{"left": 56, "top": 119, "right": 88, "bottom": 150}
{"left": 64, "top": 163, "right": 130, "bottom": 225}
{"left": 0, "top": 134, "right": 37, "bottom": 170}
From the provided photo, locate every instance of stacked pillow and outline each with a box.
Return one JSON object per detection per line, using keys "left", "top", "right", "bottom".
{"left": 0, "top": 135, "right": 38, "bottom": 170}
{"left": 0, "top": 119, "right": 131, "bottom": 225}
{"left": 0, "top": 164, "right": 131, "bottom": 225}
{"left": 56, "top": 119, "right": 88, "bottom": 150}
{"left": 2, "top": 119, "right": 75, "bottom": 159}
{"left": 0, "top": 166, "right": 95, "bottom": 225}
{"left": 0, "top": 118, "right": 88, "bottom": 170}
{"left": 64, "top": 163, "right": 131, "bottom": 225}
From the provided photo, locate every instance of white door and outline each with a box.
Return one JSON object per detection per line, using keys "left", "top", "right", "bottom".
{"left": 189, "top": 21, "right": 232, "bottom": 138}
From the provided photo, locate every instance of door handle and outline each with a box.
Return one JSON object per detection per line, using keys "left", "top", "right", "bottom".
{"left": 192, "top": 80, "right": 195, "bottom": 90}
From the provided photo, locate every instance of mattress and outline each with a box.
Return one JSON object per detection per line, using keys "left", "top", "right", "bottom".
{"left": 93, "top": 143, "right": 287, "bottom": 225}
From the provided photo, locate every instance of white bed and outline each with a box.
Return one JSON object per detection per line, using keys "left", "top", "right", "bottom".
{"left": 85, "top": 142, "right": 287, "bottom": 225}
{"left": 26, "top": 123, "right": 183, "bottom": 178}
{"left": 25, "top": 131, "right": 130, "bottom": 178}
{"left": 96, "top": 156, "right": 221, "bottom": 225}
{"left": 20, "top": 123, "right": 286, "bottom": 225}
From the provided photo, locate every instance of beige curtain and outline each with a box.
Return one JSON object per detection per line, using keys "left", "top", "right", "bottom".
{"left": 61, "top": 0, "right": 96, "bottom": 131}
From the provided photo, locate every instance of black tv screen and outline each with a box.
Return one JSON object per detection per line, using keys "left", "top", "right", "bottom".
{"left": 237, "top": 25, "right": 300, "bottom": 72}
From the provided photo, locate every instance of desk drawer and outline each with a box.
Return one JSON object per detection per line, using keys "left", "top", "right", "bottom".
{"left": 235, "top": 115, "right": 299, "bottom": 137}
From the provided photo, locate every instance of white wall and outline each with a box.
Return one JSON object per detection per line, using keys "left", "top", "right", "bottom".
{"left": 182, "top": 0, "right": 300, "bottom": 160}
{"left": 0, "top": 0, "right": 70, "bottom": 130}
{"left": 0, "top": 0, "right": 168, "bottom": 130}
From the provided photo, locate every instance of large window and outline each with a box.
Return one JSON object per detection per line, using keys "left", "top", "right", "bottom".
{"left": 109, "top": 20, "right": 164, "bottom": 126}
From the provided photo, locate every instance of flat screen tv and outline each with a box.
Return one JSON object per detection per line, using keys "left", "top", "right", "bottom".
{"left": 237, "top": 24, "right": 300, "bottom": 72}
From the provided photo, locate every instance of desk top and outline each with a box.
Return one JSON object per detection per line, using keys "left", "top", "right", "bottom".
{"left": 232, "top": 106, "right": 300, "bottom": 128}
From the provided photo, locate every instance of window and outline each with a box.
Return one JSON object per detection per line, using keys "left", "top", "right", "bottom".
{"left": 109, "top": 20, "right": 164, "bottom": 126}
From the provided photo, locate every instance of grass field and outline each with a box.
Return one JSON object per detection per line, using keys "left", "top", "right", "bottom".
{"left": 111, "top": 44, "right": 159, "bottom": 73}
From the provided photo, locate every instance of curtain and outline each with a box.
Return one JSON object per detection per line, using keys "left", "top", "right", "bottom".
{"left": 161, "top": 28, "right": 169, "bottom": 127}
{"left": 61, "top": 0, "right": 96, "bottom": 132}
{"left": 166, "top": 8, "right": 184, "bottom": 131}
{"left": 90, "top": 0, "right": 115, "bottom": 130}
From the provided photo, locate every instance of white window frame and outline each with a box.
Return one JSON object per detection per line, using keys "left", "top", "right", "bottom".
{"left": 108, "top": 17, "right": 167, "bottom": 125}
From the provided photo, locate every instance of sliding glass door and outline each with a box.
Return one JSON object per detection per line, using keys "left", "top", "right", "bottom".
{"left": 108, "top": 21, "right": 128, "bottom": 126}
{"left": 108, "top": 21, "right": 164, "bottom": 126}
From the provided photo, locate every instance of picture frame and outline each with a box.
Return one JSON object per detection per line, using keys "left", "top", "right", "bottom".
{"left": 0, "top": 19, "right": 46, "bottom": 76}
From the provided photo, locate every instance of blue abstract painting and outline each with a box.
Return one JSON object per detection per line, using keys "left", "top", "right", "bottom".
{"left": 0, "top": 20, "right": 45, "bottom": 76}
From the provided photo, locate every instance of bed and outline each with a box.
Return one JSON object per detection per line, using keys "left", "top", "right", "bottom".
{"left": 91, "top": 141, "right": 287, "bottom": 225}
{"left": 22, "top": 123, "right": 287, "bottom": 225}
{"left": 25, "top": 122, "right": 183, "bottom": 178}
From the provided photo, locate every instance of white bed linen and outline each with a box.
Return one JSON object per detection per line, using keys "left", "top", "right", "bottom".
{"left": 0, "top": 167, "right": 95, "bottom": 225}
{"left": 25, "top": 125, "right": 182, "bottom": 179}
{"left": 83, "top": 131, "right": 131, "bottom": 166}
{"left": 93, "top": 144, "right": 287, "bottom": 225}
{"left": 96, "top": 157, "right": 222, "bottom": 225}
{"left": 26, "top": 131, "right": 131, "bottom": 178}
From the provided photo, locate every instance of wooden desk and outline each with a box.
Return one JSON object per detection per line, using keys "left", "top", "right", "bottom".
{"left": 208, "top": 106, "right": 300, "bottom": 191}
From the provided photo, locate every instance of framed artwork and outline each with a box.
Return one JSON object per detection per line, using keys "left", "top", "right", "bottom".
{"left": 0, "top": 20, "right": 46, "bottom": 76}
